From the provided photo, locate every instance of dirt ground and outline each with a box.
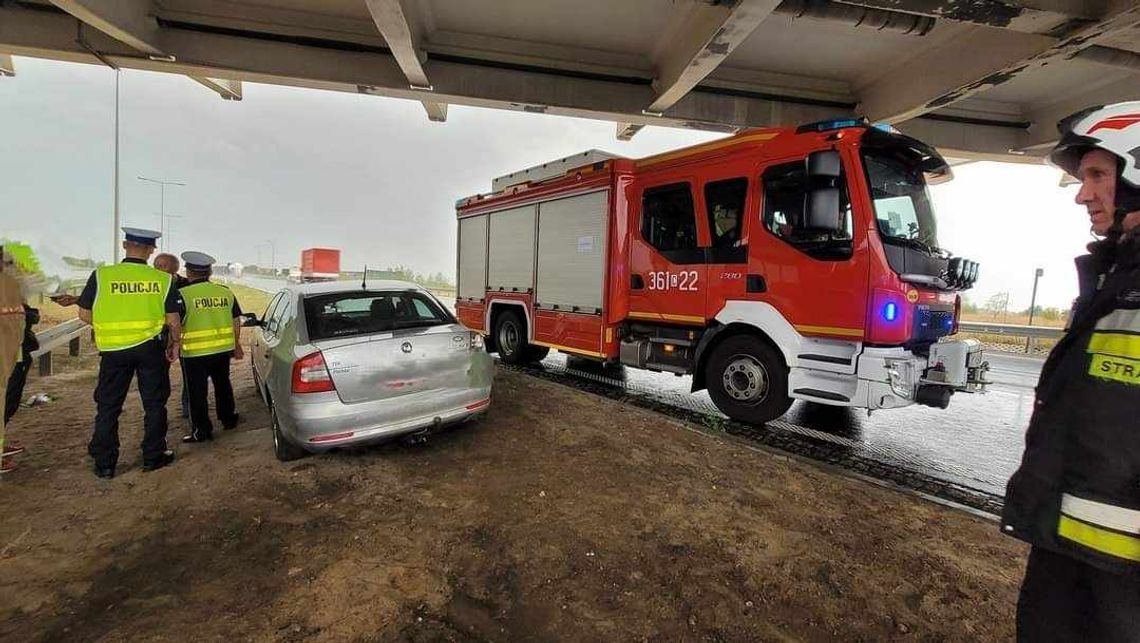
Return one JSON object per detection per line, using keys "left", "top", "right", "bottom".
{"left": 0, "top": 336, "right": 1028, "bottom": 642}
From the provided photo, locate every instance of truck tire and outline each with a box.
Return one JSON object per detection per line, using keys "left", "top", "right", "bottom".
{"left": 494, "top": 310, "right": 530, "bottom": 365}
{"left": 705, "top": 335, "right": 793, "bottom": 425}
{"left": 271, "top": 405, "right": 307, "bottom": 462}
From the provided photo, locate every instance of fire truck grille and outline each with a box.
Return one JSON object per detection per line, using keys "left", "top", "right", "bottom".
{"left": 913, "top": 306, "right": 955, "bottom": 343}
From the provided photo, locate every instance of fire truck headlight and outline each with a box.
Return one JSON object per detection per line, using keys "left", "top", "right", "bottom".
{"left": 885, "top": 359, "right": 915, "bottom": 400}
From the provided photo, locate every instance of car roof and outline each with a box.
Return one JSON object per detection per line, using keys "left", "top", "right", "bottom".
{"left": 283, "top": 280, "right": 426, "bottom": 296}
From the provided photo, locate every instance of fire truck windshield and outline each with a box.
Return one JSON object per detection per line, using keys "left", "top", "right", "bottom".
{"left": 861, "top": 148, "right": 941, "bottom": 254}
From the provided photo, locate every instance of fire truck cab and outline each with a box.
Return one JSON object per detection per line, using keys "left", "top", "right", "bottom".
{"left": 455, "top": 120, "right": 988, "bottom": 424}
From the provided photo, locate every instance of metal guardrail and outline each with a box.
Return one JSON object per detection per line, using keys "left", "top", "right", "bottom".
{"left": 957, "top": 321, "right": 1064, "bottom": 356}
{"left": 31, "top": 318, "right": 89, "bottom": 376}
{"left": 957, "top": 321, "right": 1065, "bottom": 340}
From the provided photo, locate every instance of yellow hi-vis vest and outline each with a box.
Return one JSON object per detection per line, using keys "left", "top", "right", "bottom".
{"left": 180, "top": 281, "right": 236, "bottom": 358}
{"left": 92, "top": 262, "right": 171, "bottom": 352}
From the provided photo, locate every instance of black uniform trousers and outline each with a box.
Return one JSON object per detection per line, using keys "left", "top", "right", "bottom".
{"left": 1017, "top": 547, "right": 1140, "bottom": 642}
{"left": 5, "top": 357, "right": 31, "bottom": 424}
{"left": 180, "top": 365, "right": 190, "bottom": 418}
{"left": 183, "top": 351, "right": 236, "bottom": 439}
{"left": 90, "top": 338, "right": 170, "bottom": 469}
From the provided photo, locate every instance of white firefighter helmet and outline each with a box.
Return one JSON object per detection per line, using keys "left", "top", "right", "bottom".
{"left": 1048, "top": 101, "right": 1140, "bottom": 192}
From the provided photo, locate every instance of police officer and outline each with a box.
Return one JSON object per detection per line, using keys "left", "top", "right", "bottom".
{"left": 154, "top": 252, "right": 191, "bottom": 419}
{"left": 177, "top": 251, "right": 244, "bottom": 443}
{"left": 76, "top": 228, "right": 180, "bottom": 478}
{"left": 1003, "top": 102, "right": 1140, "bottom": 641}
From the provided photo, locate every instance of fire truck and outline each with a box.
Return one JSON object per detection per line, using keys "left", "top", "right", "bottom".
{"left": 455, "top": 120, "right": 988, "bottom": 423}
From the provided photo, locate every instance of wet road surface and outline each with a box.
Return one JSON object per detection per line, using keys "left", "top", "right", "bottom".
{"left": 527, "top": 351, "right": 1041, "bottom": 502}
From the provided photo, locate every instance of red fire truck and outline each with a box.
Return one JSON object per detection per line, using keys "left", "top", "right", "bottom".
{"left": 455, "top": 120, "right": 988, "bottom": 423}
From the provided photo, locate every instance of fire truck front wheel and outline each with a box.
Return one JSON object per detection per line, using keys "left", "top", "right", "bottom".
{"left": 705, "top": 335, "right": 792, "bottom": 424}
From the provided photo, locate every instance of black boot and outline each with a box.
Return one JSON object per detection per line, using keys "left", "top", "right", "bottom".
{"left": 142, "top": 451, "right": 176, "bottom": 472}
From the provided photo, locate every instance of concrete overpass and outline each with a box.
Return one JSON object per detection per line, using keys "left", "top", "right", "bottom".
{"left": 2, "top": 0, "right": 1139, "bottom": 162}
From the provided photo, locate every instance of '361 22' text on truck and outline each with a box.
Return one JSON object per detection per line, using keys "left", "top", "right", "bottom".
{"left": 455, "top": 120, "right": 989, "bottom": 423}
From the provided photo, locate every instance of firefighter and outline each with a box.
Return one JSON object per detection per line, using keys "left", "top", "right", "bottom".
{"left": 3, "top": 302, "right": 39, "bottom": 458}
{"left": 177, "top": 251, "right": 244, "bottom": 443}
{"left": 1003, "top": 102, "right": 1140, "bottom": 642}
{"left": 77, "top": 228, "right": 181, "bottom": 479}
{"left": 0, "top": 247, "right": 27, "bottom": 476}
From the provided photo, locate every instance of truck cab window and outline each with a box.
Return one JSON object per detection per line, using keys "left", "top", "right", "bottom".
{"left": 705, "top": 177, "right": 748, "bottom": 263}
{"left": 641, "top": 183, "right": 703, "bottom": 264}
{"left": 761, "top": 161, "right": 853, "bottom": 261}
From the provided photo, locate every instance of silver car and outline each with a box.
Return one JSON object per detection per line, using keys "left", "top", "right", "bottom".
{"left": 246, "top": 281, "right": 493, "bottom": 461}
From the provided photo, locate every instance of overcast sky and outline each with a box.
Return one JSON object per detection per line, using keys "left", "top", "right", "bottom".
{"left": 1, "top": 56, "right": 1095, "bottom": 310}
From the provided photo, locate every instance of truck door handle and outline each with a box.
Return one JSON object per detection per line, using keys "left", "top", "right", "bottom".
{"left": 631, "top": 274, "right": 645, "bottom": 290}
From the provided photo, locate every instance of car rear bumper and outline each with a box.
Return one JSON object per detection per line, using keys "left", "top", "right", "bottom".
{"left": 279, "top": 385, "right": 493, "bottom": 452}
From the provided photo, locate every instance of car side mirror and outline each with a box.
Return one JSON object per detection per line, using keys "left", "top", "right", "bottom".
{"left": 241, "top": 312, "right": 263, "bottom": 327}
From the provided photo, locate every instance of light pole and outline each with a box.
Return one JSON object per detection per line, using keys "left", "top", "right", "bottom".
{"left": 264, "top": 239, "right": 276, "bottom": 276}
{"left": 137, "top": 177, "right": 186, "bottom": 251}
{"left": 113, "top": 69, "right": 121, "bottom": 262}
{"left": 157, "top": 213, "right": 184, "bottom": 250}
{"left": 1026, "top": 267, "right": 1044, "bottom": 353}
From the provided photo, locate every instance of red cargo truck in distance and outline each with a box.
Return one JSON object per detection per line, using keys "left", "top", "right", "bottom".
{"left": 455, "top": 120, "right": 989, "bottom": 424}
{"left": 301, "top": 248, "right": 340, "bottom": 282}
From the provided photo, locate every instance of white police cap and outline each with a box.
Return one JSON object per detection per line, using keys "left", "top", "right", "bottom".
{"left": 180, "top": 251, "right": 216, "bottom": 271}
{"left": 121, "top": 227, "right": 162, "bottom": 246}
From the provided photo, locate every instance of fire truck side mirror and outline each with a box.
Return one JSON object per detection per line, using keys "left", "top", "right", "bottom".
{"left": 805, "top": 187, "right": 842, "bottom": 231}
{"left": 806, "top": 150, "right": 841, "bottom": 178}
{"left": 804, "top": 150, "right": 843, "bottom": 231}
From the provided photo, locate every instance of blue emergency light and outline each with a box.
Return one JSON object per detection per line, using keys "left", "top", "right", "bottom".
{"left": 796, "top": 118, "right": 868, "bottom": 134}
{"left": 883, "top": 302, "right": 898, "bottom": 322}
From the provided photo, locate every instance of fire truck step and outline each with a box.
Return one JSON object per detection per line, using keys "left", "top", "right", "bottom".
{"left": 792, "top": 388, "right": 851, "bottom": 403}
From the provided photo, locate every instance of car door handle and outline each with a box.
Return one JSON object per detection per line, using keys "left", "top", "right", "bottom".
{"left": 631, "top": 274, "right": 645, "bottom": 290}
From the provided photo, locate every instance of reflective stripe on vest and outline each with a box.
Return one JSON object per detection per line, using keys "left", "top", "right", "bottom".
{"left": 92, "top": 263, "right": 171, "bottom": 352}
{"left": 180, "top": 281, "right": 235, "bottom": 357}
{"left": 1087, "top": 309, "right": 1140, "bottom": 385}
{"left": 1058, "top": 493, "right": 1140, "bottom": 562}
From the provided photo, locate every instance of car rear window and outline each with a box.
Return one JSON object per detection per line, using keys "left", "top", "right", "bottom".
{"left": 304, "top": 291, "right": 454, "bottom": 340}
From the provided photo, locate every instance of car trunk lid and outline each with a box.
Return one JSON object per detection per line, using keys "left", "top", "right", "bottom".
{"left": 314, "top": 324, "right": 475, "bottom": 404}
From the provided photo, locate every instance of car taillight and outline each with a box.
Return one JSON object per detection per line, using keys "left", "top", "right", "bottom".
{"left": 292, "top": 351, "right": 335, "bottom": 394}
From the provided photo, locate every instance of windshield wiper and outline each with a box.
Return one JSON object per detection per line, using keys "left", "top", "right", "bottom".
{"left": 883, "top": 235, "right": 937, "bottom": 255}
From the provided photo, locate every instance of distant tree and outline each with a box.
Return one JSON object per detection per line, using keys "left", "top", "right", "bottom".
{"left": 985, "top": 292, "right": 1010, "bottom": 321}
{"left": 1022, "top": 305, "right": 1063, "bottom": 322}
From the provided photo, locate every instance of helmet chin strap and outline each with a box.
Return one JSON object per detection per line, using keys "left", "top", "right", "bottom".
{"left": 1114, "top": 181, "right": 1140, "bottom": 242}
